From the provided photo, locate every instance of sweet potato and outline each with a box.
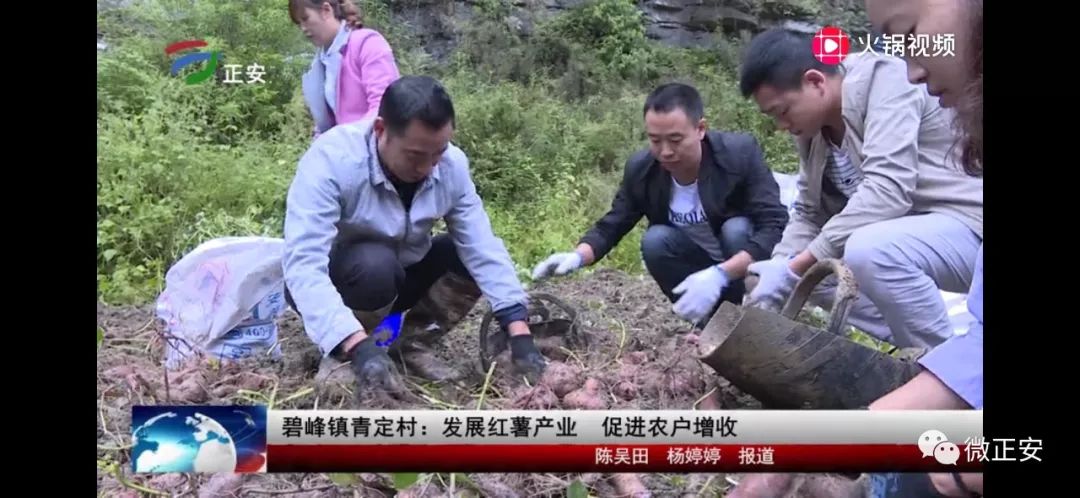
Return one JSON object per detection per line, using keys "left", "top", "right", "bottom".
{"left": 511, "top": 384, "right": 559, "bottom": 409}
{"left": 636, "top": 370, "right": 666, "bottom": 397}
{"left": 539, "top": 362, "right": 583, "bottom": 398}
{"left": 665, "top": 370, "right": 706, "bottom": 397}
{"left": 103, "top": 365, "right": 136, "bottom": 379}
{"left": 637, "top": 368, "right": 707, "bottom": 400}
{"left": 160, "top": 368, "right": 209, "bottom": 403}
{"left": 562, "top": 378, "right": 608, "bottom": 410}
{"left": 624, "top": 351, "right": 648, "bottom": 365}
{"left": 613, "top": 381, "right": 639, "bottom": 401}
{"left": 610, "top": 473, "right": 651, "bottom": 498}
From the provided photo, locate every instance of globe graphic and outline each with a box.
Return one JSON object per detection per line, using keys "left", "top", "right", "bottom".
{"left": 132, "top": 411, "right": 238, "bottom": 473}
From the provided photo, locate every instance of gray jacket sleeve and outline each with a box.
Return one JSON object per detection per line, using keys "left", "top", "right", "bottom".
{"left": 773, "top": 144, "right": 827, "bottom": 259}
{"left": 443, "top": 152, "right": 529, "bottom": 313}
{"left": 282, "top": 146, "right": 362, "bottom": 357}
{"left": 806, "top": 59, "right": 926, "bottom": 260}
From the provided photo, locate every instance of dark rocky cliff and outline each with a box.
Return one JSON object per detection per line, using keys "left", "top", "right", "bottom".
{"left": 97, "top": 0, "right": 869, "bottom": 58}
{"left": 389, "top": 0, "right": 869, "bottom": 59}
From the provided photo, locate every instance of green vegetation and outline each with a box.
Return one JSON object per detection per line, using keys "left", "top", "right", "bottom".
{"left": 97, "top": 0, "right": 800, "bottom": 304}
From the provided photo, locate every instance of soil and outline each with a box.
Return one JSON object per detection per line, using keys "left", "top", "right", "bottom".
{"left": 97, "top": 268, "right": 784, "bottom": 497}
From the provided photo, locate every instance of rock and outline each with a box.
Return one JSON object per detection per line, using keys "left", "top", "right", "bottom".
{"left": 651, "top": 0, "right": 694, "bottom": 12}
{"left": 376, "top": 0, "right": 837, "bottom": 58}
{"left": 779, "top": 19, "right": 822, "bottom": 33}
{"left": 543, "top": 0, "right": 589, "bottom": 9}
{"left": 645, "top": 25, "right": 716, "bottom": 49}
{"left": 685, "top": 6, "right": 759, "bottom": 32}
{"left": 641, "top": 1, "right": 759, "bottom": 47}
{"left": 646, "top": 9, "right": 694, "bottom": 28}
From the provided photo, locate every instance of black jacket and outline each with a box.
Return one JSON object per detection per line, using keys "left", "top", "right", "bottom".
{"left": 579, "top": 131, "right": 789, "bottom": 262}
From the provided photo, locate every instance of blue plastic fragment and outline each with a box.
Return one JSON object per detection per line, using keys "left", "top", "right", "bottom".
{"left": 373, "top": 312, "right": 403, "bottom": 347}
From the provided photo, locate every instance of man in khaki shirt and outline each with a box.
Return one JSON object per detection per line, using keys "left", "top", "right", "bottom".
{"left": 737, "top": 28, "right": 983, "bottom": 349}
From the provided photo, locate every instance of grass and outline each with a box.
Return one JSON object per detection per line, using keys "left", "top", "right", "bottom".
{"left": 96, "top": 0, "right": 802, "bottom": 305}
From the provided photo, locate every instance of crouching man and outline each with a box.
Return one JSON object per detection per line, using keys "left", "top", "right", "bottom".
{"left": 739, "top": 28, "right": 983, "bottom": 349}
{"left": 533, "top": 83, "right": 789, "bottom": 326}
{"left": 283, "top": 76, "right": 547, "bottom": 399}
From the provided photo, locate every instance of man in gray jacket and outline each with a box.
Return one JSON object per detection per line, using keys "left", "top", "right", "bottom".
{"left": 283, "top": 76, "right": 546, "bottom": 398}
{"left": 737, "top": 29, "right": 983, "bottom": 349}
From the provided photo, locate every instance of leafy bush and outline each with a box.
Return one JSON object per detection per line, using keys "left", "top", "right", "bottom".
{"left": 540, "top": 0, "right": 655, "bottom": 81}
{"left": 97, "top": 0, "right": 801, "bottom": 304}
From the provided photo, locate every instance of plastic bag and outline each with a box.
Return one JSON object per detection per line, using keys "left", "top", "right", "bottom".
{"left": 772, "top": 171, "right": 800, "bottom": 218}
{"left": 155, "top": 236, "right": 288, "bottom": 369}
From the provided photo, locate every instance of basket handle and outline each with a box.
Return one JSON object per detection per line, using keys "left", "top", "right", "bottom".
{"left": 780, "top": 259, "right": 858, "bottom": 337}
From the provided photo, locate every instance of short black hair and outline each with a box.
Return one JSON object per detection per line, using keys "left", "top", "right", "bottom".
{"left": 739, "top": 28, "right": 840, "bottom": 98}
{"left": 643, "top": 83, "right": 704, "bottom": 122}
{"left": 378, "top": 75, "right": 455, "bottom": 134}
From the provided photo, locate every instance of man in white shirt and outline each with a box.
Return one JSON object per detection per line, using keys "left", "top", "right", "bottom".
{"left": 533, "top": 83, "right": 790, "bottom": 326}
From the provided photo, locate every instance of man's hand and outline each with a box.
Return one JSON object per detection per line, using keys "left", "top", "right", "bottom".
{"left": 349, "top": 336, "right": 407, "bottom": 399}
{"left": 672, "top": 265, "right": 729, "bottom": 323}
{"left": 507, "top": 322, "right": 547, "bottom": 383}
{"left": 746, "top": 257, "right": 800, "bottom": 312}
{"left": 532, "top": 252, "right": 584, "bottom": 280}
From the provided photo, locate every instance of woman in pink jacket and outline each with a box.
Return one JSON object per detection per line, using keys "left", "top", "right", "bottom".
{"left": 289, "top": 0, "right": 401, "bottom": 137}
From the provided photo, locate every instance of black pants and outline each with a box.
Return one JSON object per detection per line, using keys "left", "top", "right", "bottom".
{"left": 286, "top": 234, "right": 472, "bottom": 313}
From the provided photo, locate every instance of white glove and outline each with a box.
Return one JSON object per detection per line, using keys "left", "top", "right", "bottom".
{"left": 531, "top": 252, "right": 584, "bottom": 280}
{"left": 672, "top": 265, "right": 730, "bottom": 323}
{"left": 746, "top": 257, "right": 800, "bottom": 312}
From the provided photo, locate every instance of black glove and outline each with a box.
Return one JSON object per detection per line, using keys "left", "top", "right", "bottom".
{"left": 509, "top": 334, "right": 547, "bottom": 383}
{"left": 349, "top": 336, "right": 406, "bottom": 398}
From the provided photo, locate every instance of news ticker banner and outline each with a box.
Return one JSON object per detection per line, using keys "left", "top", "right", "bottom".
{"left": 130, "top": 407, "right": 1044, "bottom": 474}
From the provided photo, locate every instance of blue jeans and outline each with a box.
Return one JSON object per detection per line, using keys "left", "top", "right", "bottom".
{"left": 640, "top": 217, "right": 751, "bottom": 311}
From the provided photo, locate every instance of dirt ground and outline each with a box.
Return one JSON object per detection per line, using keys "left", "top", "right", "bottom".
{"left": 97, "top": 268, "right": 774, "bottom": 497}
